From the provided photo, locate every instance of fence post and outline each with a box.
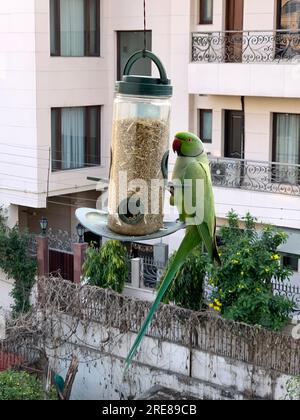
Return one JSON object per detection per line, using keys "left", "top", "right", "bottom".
{"left": 131, "top": 258, "right": 142, "bottom": 289}
{"left": 73, "top": 242, "right": 88, "bottom": 284}
{"left": 37, "top": 235, "right": 49, "bottom": 278}
{"left": 153, "top": 243, "right": 169, "bottom": 266}
{"left": 153, "top": 243, "right": 169, "bottom": 283}
{"left": 36, "top": 235, "right": 49, "bottom": 304}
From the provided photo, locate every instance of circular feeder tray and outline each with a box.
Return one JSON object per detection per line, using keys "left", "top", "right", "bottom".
{"left": 75, "top": 208, "right": 185, "bottom": 242}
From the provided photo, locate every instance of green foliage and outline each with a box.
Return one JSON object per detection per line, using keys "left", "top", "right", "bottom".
{"left": 82, "top": 240, "right": 128, "bottom": 293}
{"left": 285, "top": 375, "right": 300, "bottom": 400}
{"left": 0, "top": 370, "right": 56, "bottom": 400}
{"left": 209, "top": 211, "right": 293, "bottom": 330}
{"left": 158, "top": 249, "right": 207, "bottom": 311}
{"left": 0, "top": 208, "right": 36, "bottom": 314}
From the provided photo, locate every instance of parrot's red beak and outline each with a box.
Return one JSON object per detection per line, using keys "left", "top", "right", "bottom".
{"left": 173, "top": 138, "right": 181, "bottom": 154}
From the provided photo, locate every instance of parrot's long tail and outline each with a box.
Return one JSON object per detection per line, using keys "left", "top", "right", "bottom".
{"left": 124, "top": 226, "right": 201, "bottom": 373}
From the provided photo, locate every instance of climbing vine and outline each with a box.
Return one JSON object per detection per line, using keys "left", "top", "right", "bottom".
{"left": 0, "top": 208, "right": 36, "bottom": 314}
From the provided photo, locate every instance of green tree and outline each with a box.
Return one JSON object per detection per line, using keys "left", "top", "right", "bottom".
{"left": 0, "top": 209, "right": 36, "bottom": 314}
{"left": 82, "top": 240, "right": 128, "bottom": 293}
{"left": 158, "top": 249, "right": 207, "bottom": 311}
{"left": 209, "top": 211, "right": 293, "bottom": 330}
{"left": 0, "top": 370, "right": 56, "bottom": 400}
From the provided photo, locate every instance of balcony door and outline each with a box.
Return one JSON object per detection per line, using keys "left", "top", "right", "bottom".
{"left": 225, "top": 0, "right": 244, "bottom": 62}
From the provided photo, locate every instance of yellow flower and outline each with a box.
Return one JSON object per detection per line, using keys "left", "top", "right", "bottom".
{"left": 214, "top": 299, "right": 222, "bottom": 307}
{"left": 271, "top": 254, "right": 280, "bottom": 261}
{"left": 241, "top": 271, "right": 244, "bottom": 276}
{"left": 209, "top": 303, "right": 214, "bottom": 308}
{"left": 214, "top": 306, "right": 221, "bottom": 313}
{"left": 231, "top": 259, "right": 240, "bottom": 265}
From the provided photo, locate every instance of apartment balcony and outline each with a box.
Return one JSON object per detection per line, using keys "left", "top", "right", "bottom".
{"left": 210, "top": 157, "right": 300, "bottom": 230}
{"left": 210, "top": 157, "right": 300, "bottom": 196}
{"left": 189, "top": 30, "right": 300, "bottom": 98}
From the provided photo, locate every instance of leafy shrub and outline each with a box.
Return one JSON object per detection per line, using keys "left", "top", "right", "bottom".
{"left": 209, "top": 211, "right": 293, "bottom": 330}
{"left": 285, "top": 375, "right": 300, "bottom": 400}
{"left": 158, "top": 249, "right": 207, "bottom": 311}
{"left": 0, "top": 208, "right": 36, "bottom": 314}
{"left": 0, "top": 370, "right": 56, "bottom": 400}
{"left": 82, "top": 240, "right": 128, "bottom": 293}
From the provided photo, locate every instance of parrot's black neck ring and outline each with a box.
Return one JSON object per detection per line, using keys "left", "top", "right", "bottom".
{"left": 177, "top": 150, "right": 205, "bottom": 158}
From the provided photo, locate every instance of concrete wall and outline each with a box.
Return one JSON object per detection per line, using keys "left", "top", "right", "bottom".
{"left": 51, "top": 320, "right": 294, "bottom": 401}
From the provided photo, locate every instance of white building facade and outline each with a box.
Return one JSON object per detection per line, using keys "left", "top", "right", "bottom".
{"left": 0, "top": 0, "right": 299, "bottom": 283}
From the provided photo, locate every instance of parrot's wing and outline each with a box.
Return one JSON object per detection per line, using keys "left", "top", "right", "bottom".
{"left": 184, "top": 161, "right": 220, "bottom": 265}
{"left": 124, "top": 226, "right": 201, "bottom": 372}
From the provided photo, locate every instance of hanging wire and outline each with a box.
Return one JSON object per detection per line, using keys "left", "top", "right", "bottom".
{"left": 143, "top": 0, "right": 147, "bottom": 56}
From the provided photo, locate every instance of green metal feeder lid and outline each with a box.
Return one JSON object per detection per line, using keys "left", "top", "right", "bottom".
{"left": 116, "top": 50, "right": 173, "bottom": 98}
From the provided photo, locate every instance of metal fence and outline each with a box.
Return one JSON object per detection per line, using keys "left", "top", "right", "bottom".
{"left": 48, "top": 228, "right": 76, "bottom": 282}
{"left": 273, "top": 282, "right": 300, "bottom": 315}
{"left": 210, "top": 157, "right": 300, "bottom": 196}
{"left": 205, "top": 279, "right": 300, "bottom": 316}
{"left": 192, "top": 30, "right": 300, "bottom": 64}
{"left": 126, "top": 255, "right": 166, "bottom": 290}
{"left": 0, "top": 337, "right": 40, "bottom": 372}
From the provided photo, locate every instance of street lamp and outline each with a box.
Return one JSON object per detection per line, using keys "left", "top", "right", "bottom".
{"left": 40, "top": 216, "right": 48, "bottom": 236}
{"left": 76, "top": 223, "right": 85, "bottom": 243}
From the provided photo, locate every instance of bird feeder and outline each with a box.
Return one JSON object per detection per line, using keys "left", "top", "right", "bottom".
{"left": 108, "top": 50, "right": 173, "bottom": 236}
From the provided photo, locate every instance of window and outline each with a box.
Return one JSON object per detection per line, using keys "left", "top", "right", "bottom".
{"left": 199, "top": 110, "right": 213, "bottom": 143}
{"left": 117, "top": 31, "right": 152, "bottom": 80}
{"left": 277, "top": 1, "right": 300, "bottom": 58}
{"left": 51, "top": 106, "right": 101, "bottom": 171}
{"left": 273, "top": 113, "right": 300, "bottom": 184}
{"left": 50, "top": 0, "right": 100, "bottom": 56}
{"left": 277, "top": 0, "right": 300, "bottom": 30}
{"left": 282, "top": 254, "right": 299, "bottom": 272}
{"left": 199, "top": 0, "right": 213, "bottom": 24}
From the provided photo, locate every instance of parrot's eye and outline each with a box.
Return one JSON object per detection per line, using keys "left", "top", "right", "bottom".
{"left": 187, "top": 138, "right": 192, "bottom": 143}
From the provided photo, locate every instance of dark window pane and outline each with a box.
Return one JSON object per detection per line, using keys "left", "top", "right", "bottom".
{"left": 200, "top": 0, "right": 213, "bottom": 24}
{"left": 88, "top": 0, "right": 100, "bottom": 55}
{"left": 88, "top": 107, "right": 101, "bottom": 165}
{"left": 199, "top": 109, "right": 213, "bottom": 143}
{"left": 282, "top": 254, "right": 299, "bottom": 272}
{"left": 51, "top": 109, "right": 60, "bottom": 171}
{"left": 225, "top": 110, "right": 244, "bottom": 159}
{"left": 50, "top": 0, "right": 60, "bottom": 55}
{"left": 117, "top": 31, "right": 152, "bottom": 80}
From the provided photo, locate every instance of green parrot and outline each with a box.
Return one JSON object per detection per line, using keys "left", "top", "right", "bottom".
{"left": 124, "top": 132, "right": 220, "bottom": 371}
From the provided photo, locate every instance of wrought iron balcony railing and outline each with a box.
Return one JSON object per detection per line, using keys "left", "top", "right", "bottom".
{"left": 209, "top": 158, "right": 300, "bottom": 196}
{"left": 192, "top": 30, "right": 300, "bottom": 63}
